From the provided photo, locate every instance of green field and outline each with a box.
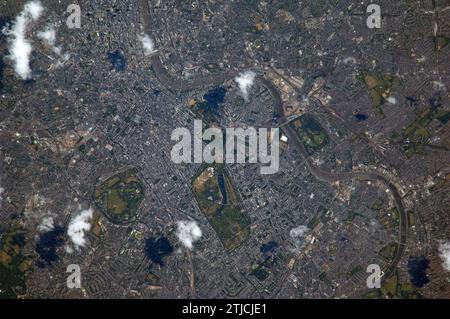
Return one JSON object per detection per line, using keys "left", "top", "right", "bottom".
{"left": 435, "top": 35, "right": 450, "bottom": 51}
{"left": 0, "top": 225, "right": 30, "bottom": 299}
{"left": 365, "top": 270, "right": 421, "bottom": 299}
{"left": 362, "top": 73, "right": 400, "bottom": 118}
{"left": 192, "top": 165, "right": 250, "bottom": 251}
{"left": 378, "top": 243, "right": 398, "bottom": 262}
{"left": 400, "top": 94, "right": 450, "bottom": 158}
{"left": 94, "top": 169, "right": 145, "bottom": 225}
{"left": 292, "top": 114, "right": 329, "bottom": 155}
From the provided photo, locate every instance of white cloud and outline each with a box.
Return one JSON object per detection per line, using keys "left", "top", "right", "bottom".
{"left": 235, "top": 70, "right": 257, "bottom": 101}
{"left": 65, "top": 245, "right": 73, "bottom": 254}
{"left": 37, "top": 26, "right": 55, "bottom": 46}
{"left": 38, "top": 216, "right": 54, "bottom": 232}
{"left": 290, "top": 225, "right": 309, "bottom": 249}
{"left": 342, "top": 57, "right": 357, "bottom": 64}
{"left": 386, "top": 96, "right": 397, "bottom": 104}
{"left": 24, "top": 1, "right": 43, "bottom": 20}
{"left": 139, "top": 33, "right": 157, "bottom": 56}
{"left": 2, "top": 1, "right": 44, "bottom": 79}
{"left": 67, "top": 207, "right": 93, "bottom": 251}
{"left": 438, "top": 241, "right": 450, "bottom": 272}
{"left": 290, "top": 225, "right": 309, "bottom": 238}
{"left": 176, "top": 220, "right": 202, "bottom": 250}
{"left": 37, "top": 25, "right": 70, "bottom": 64}
{"left": 432, "top": 81, "right": 446, "bottom": 91}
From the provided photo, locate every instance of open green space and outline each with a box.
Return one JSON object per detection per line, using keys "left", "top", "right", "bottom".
{"left": 292, "top": 114, "right": 329, "bottom": 155}
{"left": 192, "top": 164, "right": 250, "bottom": 251}
{"left": 365, "top": 270, "right": 422, "bottom": 299}
{"left": 362, "top": 73, "right": 400, "bottom": 118}
{"left": 0, "top": 225, "right": 31, "bottom": 299}
{"left": 399, "top": 94, "right": 450, "bottom": 158}
{"left": 94, "top": 169, "right": 145, "bottom": 225}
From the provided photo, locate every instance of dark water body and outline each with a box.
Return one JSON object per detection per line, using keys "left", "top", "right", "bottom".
{"left": 36, "top": 226, "right": 65, "bottom": 267}
{"left": 429, "top": 93, "right": 442, "bottom": 110}
{"left": 407, "top": 256, "right": 429, "bottom": 288}
{"left": 406, "top": 96, "right": 418, "bottom": 107}
{"left": 145, "top": 237, "right": 173, "bottom": 266}
{"left": 217, "top": 174, "right": 228, "bottom": 205}
{"left": 312, "top": 70, "right": 326, "bottom": 79}
{"left": 260, "top": 241, "right": 279, "bottom": 259}
{"left": 107, "top": 51, "right": 127, "bottom": 71}
{"left": 354, "top": 113, "right": 368, "bottom": 121}
{"left": 200, "top": 87, "right": 227, "bottom": 114}
{"left": 11, "top": 232, "right": 26, "bottom": 248}
{"left": 272, "top": 111, "right": 280, "bottom": 120}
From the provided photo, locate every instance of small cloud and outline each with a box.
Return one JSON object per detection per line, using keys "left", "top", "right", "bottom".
{"left": 438, "top": 241, "right": 450, "bottom": 272}
{"left": 432, "top": 81, "right": 446, "bottom": 91}
{"left": 290, "top": 225, "right": 309, "bottom": 250}
{"left": 235, "top": 70, "right": 257, "bottom": 101}
{"left": 37, "top": 25, "right": 70, "bottom": 64}
{"left": 290, "top": 225, "right": 309, "bottom": 238}
{"left": 176, "top": 220, "right": 202, "bottom": 250}
{"left": 24, "top": 1, "right": 43, "bottom": 20}
{"left": 38, "top": 216, "right": 54, "bottom": 232}
{"left": 139, "top": 33, "right": 157, "bottom": 56}
{"left": 65, "top": 245, "right": 73, "bottom": 254}
{"left": 2, "top": 0, "right": 44, "bottom": 79}
{"left": 386, "top": 96, "right": 397, "bottom": 104}
{"left": 67, "top": 207, "right": 93, "bottom": 251}
{"left": 342, "top": 57, "right": 357, "bottom": 64}
{"left": 37, "top": 25, "right": 55, "bottom": 46}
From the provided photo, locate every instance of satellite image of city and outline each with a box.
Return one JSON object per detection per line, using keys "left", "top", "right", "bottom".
{"left": 0, "top": 0, "right": 449, "bottom": 302}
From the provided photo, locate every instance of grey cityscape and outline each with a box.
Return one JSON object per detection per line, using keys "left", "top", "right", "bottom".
{"left": 0, "top": 0, "right": 449, "bottom": 300}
